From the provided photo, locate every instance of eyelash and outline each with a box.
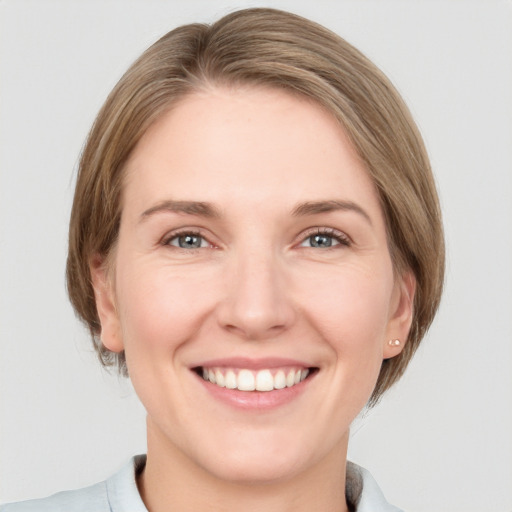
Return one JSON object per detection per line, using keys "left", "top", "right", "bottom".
{"left": 161, "top": 227, "right": 351, "bottom": 251}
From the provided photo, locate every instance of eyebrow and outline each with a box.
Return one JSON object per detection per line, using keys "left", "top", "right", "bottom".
{"left": 139, "top": 199, "right": 372, "bottom": 225}
{"left": 140, "top": 200, "right": 221, "bottom": 221}
{"left": 292, "top": 200, "right": 372, "bottom": 225}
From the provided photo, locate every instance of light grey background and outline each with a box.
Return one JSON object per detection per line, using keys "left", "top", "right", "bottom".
{"left": 1, "top": 1, "right": 511, "bottom": 511}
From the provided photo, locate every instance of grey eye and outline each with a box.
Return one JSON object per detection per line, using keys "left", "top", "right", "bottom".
{"left": 169, "top": 234, "right": 207, "bottom": 249}
{"left": 304, "top": 234, "right": 337, "bottom": 248}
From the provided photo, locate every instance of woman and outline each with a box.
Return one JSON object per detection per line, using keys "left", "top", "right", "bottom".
{"left": 2, "top": 7, "right": 444, "bottom": 512}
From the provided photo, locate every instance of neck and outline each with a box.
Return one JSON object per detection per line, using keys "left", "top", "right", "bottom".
{"left": 138, "top": 419, "right": 350, "bottom": 512}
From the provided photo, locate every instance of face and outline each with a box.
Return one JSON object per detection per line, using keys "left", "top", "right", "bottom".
{"left": 92, "top": 86, "right": 414, "bottom": 484}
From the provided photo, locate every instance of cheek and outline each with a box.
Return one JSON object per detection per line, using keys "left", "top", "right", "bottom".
{"left": 297, "top": 265, "right": 394, "bottom": 351}
{"left": 114, "top": 261, "right": 218, "bottom": 354}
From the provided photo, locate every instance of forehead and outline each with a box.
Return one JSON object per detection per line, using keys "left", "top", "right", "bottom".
{"left": 122, "top": 86, "right": 382, "bottom": 219}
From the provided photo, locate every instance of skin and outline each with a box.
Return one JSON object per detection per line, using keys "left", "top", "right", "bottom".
{"left": 91, "top": 86, "right": 415, "bottom": 512}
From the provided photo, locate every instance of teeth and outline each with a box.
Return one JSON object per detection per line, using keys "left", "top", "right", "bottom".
{"left": 215, "top": 369, "right": 225, "bottom": 387}
{"left": 237, "top": 369, "right": 255, "bottom": 391}
{"left": 225, "top": 370, "right": 237, "bottom": 389}
{"left": 274, "top": 370, "right": 286, "bottom": 390}
{"left": 286, "top": 370, "right": 295, "bottom": 387}
{"left": 200, "top": 367, "right": 311, "bottom": 392}
{"left": 255, "top": 369, "right": 273, "bottom": 391}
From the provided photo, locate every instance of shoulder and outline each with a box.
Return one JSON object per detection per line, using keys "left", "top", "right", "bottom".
{"left": 346, "top": 461, "right": 404, "bottom": 512}
{"left": 0, "top": 455, "right": 147, "bottom": 512}
{"left": 0, "top": 481, "right": 109, "bottom": 512}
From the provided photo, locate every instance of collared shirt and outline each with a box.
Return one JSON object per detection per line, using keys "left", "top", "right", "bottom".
{"left": 0, "top": 455, "right": 403, "bottom": 511}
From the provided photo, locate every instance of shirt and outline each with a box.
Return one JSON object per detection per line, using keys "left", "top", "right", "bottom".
{"left": 0, "top": 455, "right": 403, "bottom": 511}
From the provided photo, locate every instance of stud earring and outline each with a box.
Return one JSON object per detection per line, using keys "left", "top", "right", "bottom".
{"left": 388, "top": 339, "right": 401, "bottom": 347}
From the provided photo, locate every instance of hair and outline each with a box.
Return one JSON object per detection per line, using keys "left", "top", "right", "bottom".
{"left": 66, "top": 7, "right": 444, "bottom": 404}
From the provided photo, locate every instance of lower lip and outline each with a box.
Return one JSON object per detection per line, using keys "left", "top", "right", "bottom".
{"left": 194, "top": 372, "right": 314, "bottom": 410}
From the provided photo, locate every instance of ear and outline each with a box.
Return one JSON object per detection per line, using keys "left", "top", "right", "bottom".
{"left": 89, "top": 254, "right": 124, "bottom": 353}
{"left": 383, "top": 270, "right": 416, "bottom": 359}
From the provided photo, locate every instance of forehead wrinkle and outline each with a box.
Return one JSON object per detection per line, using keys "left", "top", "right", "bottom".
{"left": 291, "top": 200, "right": 373, "bottom": 225}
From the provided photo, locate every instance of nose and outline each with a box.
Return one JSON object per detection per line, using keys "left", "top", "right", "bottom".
{"left": 216, "top": 249, "right": 296, "bottom": 341}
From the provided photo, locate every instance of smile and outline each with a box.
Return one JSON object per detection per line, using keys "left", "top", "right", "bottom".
{"left": 198, "top": 367, "right": 311, "bottom": 392}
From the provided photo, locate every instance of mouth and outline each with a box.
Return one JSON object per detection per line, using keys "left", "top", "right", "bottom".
{"left": 193, "top": 366, "right": 317, "bottom": 392}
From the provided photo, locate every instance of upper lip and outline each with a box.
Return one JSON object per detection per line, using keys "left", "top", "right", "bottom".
{"left": 192, "top": 357, "right": 314, "bottom": 370}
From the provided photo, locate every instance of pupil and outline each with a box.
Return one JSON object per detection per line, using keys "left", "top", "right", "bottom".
{"left": 179, "top": 235, "right": 201, "bottom": 248}
{"left": 311, "top": 234, "right": 331, "bottom": 247}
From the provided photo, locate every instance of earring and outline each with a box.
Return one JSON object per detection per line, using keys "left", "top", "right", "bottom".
{"left": 388, "top": 339, "right": 401, "bottom": 347}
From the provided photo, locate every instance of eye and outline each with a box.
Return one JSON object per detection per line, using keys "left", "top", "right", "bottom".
{"left": 166, "top": 232, "right": 209, "bottom": 249}
{"left": 299, "top": 229, "right": 350, "bottom": 249}
{"left": 304, "top": 234, "right": 337, "bottom": 248}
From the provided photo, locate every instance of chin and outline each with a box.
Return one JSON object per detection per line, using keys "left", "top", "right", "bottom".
{"left": 186, "top": 426, "right": 334, "bottom": 486}
{"left": 199, "top": 449, "right": 308, "bottom": 485}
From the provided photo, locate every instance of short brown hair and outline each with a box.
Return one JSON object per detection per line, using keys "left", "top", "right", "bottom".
{"left": 66, "top": 7, "right": 444, "bottom": 404}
